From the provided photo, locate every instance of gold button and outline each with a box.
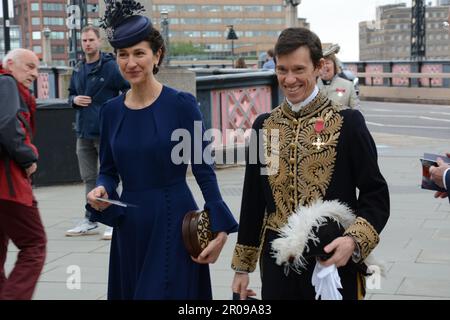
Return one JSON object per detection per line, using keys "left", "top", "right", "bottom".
{"left": 289, "top": 185, "right": 295, "bottom": 191}
{"left": 289, "top": 172, "right": 295, "bottom": 178}
{"left": 290, "top": 143, "right": 296, "bottom": 149}
{"left": 289, "top": 198, "right": 295, "bottom": 204}
{"left": 292, "top": 119, "right": 298, "bottom": 126}
{"left": 289, "top": 158, "right": 296, "bottom": 165}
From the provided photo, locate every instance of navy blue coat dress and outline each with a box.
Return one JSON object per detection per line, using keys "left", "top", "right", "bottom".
{"left": 87, "top": 86, "right": 238, "bottom": 299}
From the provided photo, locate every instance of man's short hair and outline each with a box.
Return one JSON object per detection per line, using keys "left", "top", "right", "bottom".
{"left": 274, "top": 28, "right": 323, "bottom": 69}
{"left": 267, "top": 48, "right": 274, "bottom": 58}
{"left": 2, "top": 50, "right": 17, "bottom": 67}
{"left": 2, "top": 48, "right": 34, "bottom": 69}
{"left": 81, "top": 25, "right": 100, "bottom": 38}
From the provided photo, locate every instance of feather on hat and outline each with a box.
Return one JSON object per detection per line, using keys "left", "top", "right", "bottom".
{"left": 99, "top": 0, "right": 152, "bottom": 49}
{"left": 271, "top": 200, "right": 355, "bottom": 274}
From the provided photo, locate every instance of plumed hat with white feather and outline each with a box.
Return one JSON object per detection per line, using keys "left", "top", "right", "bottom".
{"left": 271, "top": 200, "right": 357, "bottom": 274}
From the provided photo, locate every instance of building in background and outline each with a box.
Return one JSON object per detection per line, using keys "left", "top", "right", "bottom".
{"left": 149, "top": 0, "right": 298, "bottom": 59}
{"left": 7, "top": 1, "right": 307, "bottom": 64}
{"left": 359, "top": 2, "right": 450, "bottom": 61}
{"left": 0, "top": 24, "right": 21, "bottom": 60}
{"left": 297, "top": 17, "right": 310, "bottom": 29}
{"left": 12, "top": 0, "right": 100, "bottom": 66}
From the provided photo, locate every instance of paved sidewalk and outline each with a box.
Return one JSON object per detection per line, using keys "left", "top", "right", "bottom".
{"left": 5, "top": 132, "right": 450, "bottom": 300}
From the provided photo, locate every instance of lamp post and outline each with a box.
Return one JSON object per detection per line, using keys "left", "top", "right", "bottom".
{"left": 42, "top": 26, "right": 52, "bottom": 66}
{"left": 67, "top": 0, "right": 87, "bottom": 66}
{"left": 285, "top": 0, "right": 302, "bottom": 28}
{"left": 2, "top": 0, "right": 11, "bottom": 54}
{"left": 411, "top": 0, "right": 426, "bottom": 61}
{"left": 160, "top": 10, "right": 170, "bottom": 65}
{"left": 226, "top": 25, "right": 238, "bottom": 67}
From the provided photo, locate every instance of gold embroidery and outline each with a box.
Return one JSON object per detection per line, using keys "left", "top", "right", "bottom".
{"left": 231, "top": 244, "right": 260, "bottom": 273}
{"left": 264, "top": 92, "right": 343, "bottom": 231}
{"left": 231, "top": 213, "right": 270, "bottom": 274}
{"left": 344, "top": 217, "right": 380, "bottom": 261}
{"left": 357, "top": 272, "right": 366, "bottom": 300}
{"left": 197, "top": 211, "right": 213, "bottom": 251}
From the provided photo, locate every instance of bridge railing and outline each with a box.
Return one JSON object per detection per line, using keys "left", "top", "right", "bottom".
{"left": 355, "top": 72, "right": 450, "bottom": 87}
{"left": 30, "top": 62, "right": 450, "bottom": 186}
{"left": 343, "top": 61, "right": 450, "bottom": 104}
{"left": 350, "top": 72, "right": 450, "bottom": 104}
{"left": 33, "top": 70, "right": 280, "bottom": 185}
{"left": 196, "top": 71, "right": 280, "bottom": 145}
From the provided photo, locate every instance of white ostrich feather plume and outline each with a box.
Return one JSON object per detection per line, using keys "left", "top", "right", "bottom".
{"left": 271, "top": 199, "right": 356, "bottom": 273}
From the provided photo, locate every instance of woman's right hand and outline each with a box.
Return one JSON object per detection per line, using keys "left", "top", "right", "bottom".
{"left": 87, "top": 186, "right": 110, "bottom": 212}
{"left": 232, "top": 272, "right": 257, "bottom": 300}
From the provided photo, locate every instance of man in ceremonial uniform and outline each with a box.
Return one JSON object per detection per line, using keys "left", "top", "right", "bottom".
{"left": 231, "top": 28, "right": 389, "bottom": 300}
{"left": 317, "top": 45, "right": 359, "bottom": 108}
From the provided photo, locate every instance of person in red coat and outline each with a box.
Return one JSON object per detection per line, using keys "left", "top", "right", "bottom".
{"left": 0, "top": 48, "right": 47, "bottom": 299}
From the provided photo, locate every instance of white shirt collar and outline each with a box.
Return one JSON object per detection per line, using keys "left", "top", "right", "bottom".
{"left": 286, "top": 86, "right": 319, "bottom": 113}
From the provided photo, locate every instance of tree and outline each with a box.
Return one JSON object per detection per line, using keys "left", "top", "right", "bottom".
{"left": 170, "top": 42, "right": 206, "bottom": 56}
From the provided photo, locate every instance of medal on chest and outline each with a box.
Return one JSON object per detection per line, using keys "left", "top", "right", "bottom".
{"left": 312, "top": 117, "right": 325, "bottom": 150}
{"left": 336, "top": 88, "right": 346, "bottom": 97}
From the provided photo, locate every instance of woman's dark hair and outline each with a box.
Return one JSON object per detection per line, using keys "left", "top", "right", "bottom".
{"left": 274, "top": 28, "right": 323, "bottom": 69}
{"left": 114, "top": 27, "right": 166, "bottom": 75}
{"left": 145, "top": 28, "right": 166, "bottom": 74}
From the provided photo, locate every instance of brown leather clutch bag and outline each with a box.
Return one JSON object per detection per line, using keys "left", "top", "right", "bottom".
{"left": 182, "top": 210, "right": 214, "bottom": 258}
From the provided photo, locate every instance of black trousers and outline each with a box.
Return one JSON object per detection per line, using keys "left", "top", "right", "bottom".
{"left": 260, "top": 229, "right": 364, "bottom": 300}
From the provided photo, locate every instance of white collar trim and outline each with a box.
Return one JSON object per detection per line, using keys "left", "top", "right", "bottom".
{"left": 286, "top": 86, "right": 319, "bottom": 112}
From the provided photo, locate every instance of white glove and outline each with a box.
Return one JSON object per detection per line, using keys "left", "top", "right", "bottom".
{"left": 311, "top": 261, "right": 343, "bottom": 300}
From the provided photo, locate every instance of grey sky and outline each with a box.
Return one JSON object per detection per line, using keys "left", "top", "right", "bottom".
{"left": 298, "top": 0, "right": 414, "bottom": 61}
{"left": 1, "top": 0, "right": 439, "bottom": 62}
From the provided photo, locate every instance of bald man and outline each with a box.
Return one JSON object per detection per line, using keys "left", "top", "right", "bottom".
{"left": 0, "top": 48, "right": 47, "bottom": 299}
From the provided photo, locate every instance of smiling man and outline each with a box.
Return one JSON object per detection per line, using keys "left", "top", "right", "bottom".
{"left": 231, "top": 28, "right": 390, "bottom": 300}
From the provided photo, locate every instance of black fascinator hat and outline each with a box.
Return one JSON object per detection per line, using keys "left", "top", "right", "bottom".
{"left": 100, "top": 0, "right": 152, "bottom": 49}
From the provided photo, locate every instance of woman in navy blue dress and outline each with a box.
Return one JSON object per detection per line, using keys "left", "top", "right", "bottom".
{"left": 86, "top": 2, "right": 238, "bottom": 300}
